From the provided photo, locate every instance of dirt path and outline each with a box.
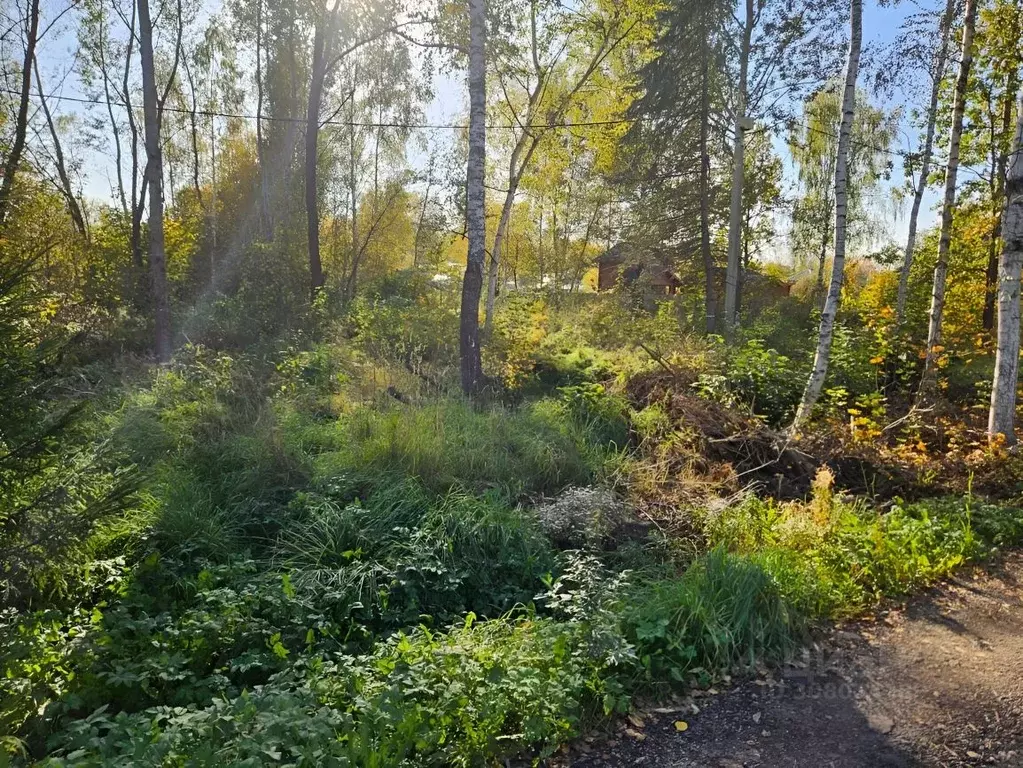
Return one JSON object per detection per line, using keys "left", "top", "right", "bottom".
{"left": 569, "top": 553, "right": 1023, "bottom": 768}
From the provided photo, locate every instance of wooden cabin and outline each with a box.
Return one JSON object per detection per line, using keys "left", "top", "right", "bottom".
{"left": 596, "top": 244, "right": 682, "bottom": 294}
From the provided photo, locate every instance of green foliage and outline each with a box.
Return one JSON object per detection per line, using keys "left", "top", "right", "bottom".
{"left": 0, "top": 232, "right": 139, "bottom": 608}
{"left": 113, "top": 347, "right": 305, "bottom": 559}
{"left": 344, "top": 280, "right": 461, "bottom": 384}
{"left": 279, "top": 486, "right": 557, "bottom": 627}
{"left": 320, "top": 397, "right": 610, "bottom": 498}
{"left": 44, "top": 614, "right": 614, "bottom": 768}
{"left": 557, "top": 383, "right": 630, "bottom": 451}
{"left": 1, "top": 607, "right": 95, "bottom": 753}
{"left": 704, "top": 485, "right": 1020, "bottom": 618}
{"left": 697, "top": 339, "right": 804, "bottom": 426}
{"left": 623, "top": 550, "right": 802, "bottom": 687}
{"left": 7, "top": 285, "right": 1023, "bottom": 767}
{"left": 192, "top": 242, "right": 314, "bottom": 350}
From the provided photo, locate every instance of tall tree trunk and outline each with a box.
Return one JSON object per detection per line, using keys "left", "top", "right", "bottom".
{"left": 34, "top": 56, "right": 87, "bottom": 236}
{"left": 482, "top": 0, "right": 627, "bottom": 329}
{"left": 124, "top": 0, "right": 145, "bottom": 270}
{"left": 413, "top": 152, "right": 435, "bottom": 268}
{"left": 988, "top": 98, "right": 1023, "bottom": 444}
{"left": 460, "top": 0, "right": 486, "bottom": 394}
{"left": 98, "top": 8, "right": 129, "bottom": 218}
{"left": 983, "top": 69, "right": 1019, "bottom": 331}
{"left": 255, "top": 0, "right": 270, "bottom": 238}
{"left": 210, "top": 104, "right": 218, "bottom": 282}
{"left": 791, "top": 0, "right": 863, "bottom": 431}
{"left": 182, "top": 54, "right": 204, "bottom": 209}
{"left": 812, "top": 208, "right": 831, "bottom": 312}
{"left": 699, "top": 27, "right": 716, "bottom": 335}
{"left": 919, "top": 0, "right": 978, "bottom": 399}
{"left": 306, "top": 16, "right": 330, "bottom": 295}
{"left": 895, "top": 0, "right": 955, "bottom": 334}
{"left": 0, "top": 0, "right": 40, "bottom": 229}
{"left": 138, "top": 0, "right": 172, "bottom": 362}
{"left": 484, "top": 136, "right": 539, "bottom": 334}
{"left": 723, "top": 0, "right": 753, "bottom": 335}
{"left": 347, "top": 85, "right": 359, "bottom": 301}
{"left": 537, "top": 205, "right": 545, "bottom": 286}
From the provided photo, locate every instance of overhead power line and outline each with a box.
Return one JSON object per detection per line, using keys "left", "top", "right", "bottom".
{"left": 14, "top": 86, "right": 953, "bottom": 172}
{"left": 5, "top": 86, "right": 639, "bottom": 131}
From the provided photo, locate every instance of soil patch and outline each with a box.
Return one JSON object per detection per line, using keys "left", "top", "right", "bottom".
{"left": 567, "top": 552, "right": 1023, "bottom": 767}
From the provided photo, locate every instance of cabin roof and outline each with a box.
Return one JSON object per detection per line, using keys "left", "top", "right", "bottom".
{"left": 595, "top": 243, "right": 628, "bottom": 266}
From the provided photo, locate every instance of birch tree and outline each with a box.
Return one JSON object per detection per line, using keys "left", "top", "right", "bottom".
{"left": 306, "top": 11, "right": 334, "bottom": 294}
{"left": 137, "top": 0, "right": 179, "bottom": 362}
{"left": 918, "top": 0, "right": 979, "bottom": 399}
{"left": 790, "top": 0, "right": 862, "bottom": 431}
{"left": 720, "top": 0, "right": 839, "bottom": 333}
{"left": 969, "top": 0, "right": 1023, "bottom": 331}
{"left": 988, "top": 97, "right": 1023, "bottom": 444}
{"left": 0, "top": 0, "right": 40, "bottom": 229}
{"left": 788, "top": 88, "right": 897, "bottom": 306}
{"left": 304, "top": 5, "right": 416, "bottom": 299}
{"left": 460, "top": 0, "right": 487, "bottom": 394}
{"left": 481, "top": 0, "right": 643, "bottom": 334}
{"left": 33, "top": 57, "right": 88, "bottom": 237}
{"left": 893, "top": 0, "right": 956, "bottom": 333}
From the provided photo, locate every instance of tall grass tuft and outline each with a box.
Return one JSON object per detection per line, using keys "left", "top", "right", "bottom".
{"left": 316, "top": 398, "right": 609, "bottom": 498}
{"left": 624, "top": 549, "right": 802, "bottom": 687}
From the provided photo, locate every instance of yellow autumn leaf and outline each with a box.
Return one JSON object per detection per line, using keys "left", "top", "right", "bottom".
{"left": 869, "top": 356, "right": 884, "bottom": 365}
{"left": 674, "top": 721, "right": 689, "bottom": 732}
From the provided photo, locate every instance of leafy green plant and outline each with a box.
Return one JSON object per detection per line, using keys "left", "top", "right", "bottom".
{"left": 623, "top": 550, "right": 802, "bottom": 688}
{"left": 696, "top": 339, "right": 804, "bottom": 426}
{"left": 44, "top": 614, "right": 614, "bottom": 768}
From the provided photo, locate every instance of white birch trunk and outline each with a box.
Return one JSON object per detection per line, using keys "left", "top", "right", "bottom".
{"left": 791, "top": 0, "right": 863, "bottom": 431}
{"left": 460, "top": 0, "right": 487, "bottom": 394}
{"left": 894, "top": 0, "right": 956, "bottom": 332}
{"left": 919, "top": 0, "right": 978, "bottom": 399}
{"left": 988, "top": 98, "right": 1023, "bottom": 445}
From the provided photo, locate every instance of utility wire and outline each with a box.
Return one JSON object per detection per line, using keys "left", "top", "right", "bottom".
{"left": 17, "top": 86, "right": 988, "bottom": 194}
{"left": 7, "top": 85, "right": 949, "bottom": 169}
{"left": 0, "top": 86, "right": 640, "bottom": 131}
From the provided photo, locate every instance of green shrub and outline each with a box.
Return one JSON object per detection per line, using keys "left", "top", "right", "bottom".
{"left": 704, "top": 489, "right": 1018, "bottom": 618}
{"left": 344, "top": 282, "right": 460, "bottom": 380}
{"left": 1, "top": 607, "right": 96, "bottom": 756}
{"left": 557, "top": 383, "right": 630, "bottom": 450}
{"left": 279, "top": 485, "right": 558, "bottom": 627}
{"left": 696, "top": 339, "right": 804, "bottom": 426}
{"left": 623, "top": 550, "right": 802, "bottom": 687}
{"left": 44, "top": 615, "right": 613, "bottom": 768}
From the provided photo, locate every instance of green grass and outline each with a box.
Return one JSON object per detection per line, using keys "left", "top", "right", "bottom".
{"left": 7, "top": 342, "right": 1023, "bottom": 767}
{"left": 623, "top": 549, "right": 804, "bottom": 689}
{"left": 310, "top": 398, "right": 610, "bottom": 498}
{"left": 703, "top": 486, "right": 1021, "bottom": 619}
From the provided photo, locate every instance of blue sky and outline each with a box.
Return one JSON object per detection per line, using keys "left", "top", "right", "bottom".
{"left": 37, "top": 0, "right": 945, "bottom": 259}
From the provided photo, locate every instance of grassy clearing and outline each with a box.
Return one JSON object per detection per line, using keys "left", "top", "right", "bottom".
{"left": 4, "top": 314, "right": 1023, "bottom": 766}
